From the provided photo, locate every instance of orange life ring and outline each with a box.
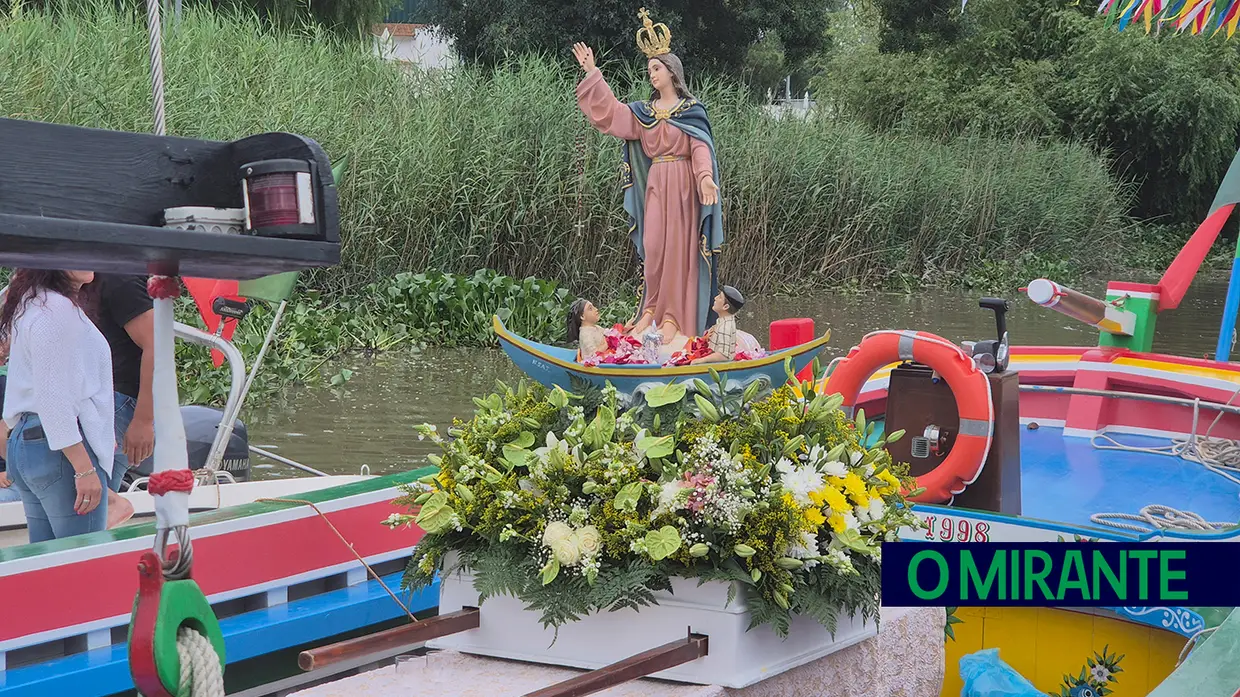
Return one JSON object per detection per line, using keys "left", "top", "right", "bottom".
{"left": 823, "top": 330, "right": 993, "bottom": 504}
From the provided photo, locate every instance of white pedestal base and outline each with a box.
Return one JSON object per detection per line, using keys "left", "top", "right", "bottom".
{"left": 428, "top": 560, "right": 877, "bottom": 688}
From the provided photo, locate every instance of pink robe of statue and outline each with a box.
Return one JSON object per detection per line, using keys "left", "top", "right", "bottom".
{"left": 577, "top": 69, "right": 715, "bottom": 337}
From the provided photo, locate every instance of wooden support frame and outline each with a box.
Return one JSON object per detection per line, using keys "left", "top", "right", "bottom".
{"left": 296, "top": 607, "right": 480, "bottom": 672}
{"left": 522, "top": 631, "right": 709, "bottom": 697}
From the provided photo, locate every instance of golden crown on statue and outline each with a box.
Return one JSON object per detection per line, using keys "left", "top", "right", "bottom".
{"left": 635, "top": 8, "right": 672, "bottom": 58}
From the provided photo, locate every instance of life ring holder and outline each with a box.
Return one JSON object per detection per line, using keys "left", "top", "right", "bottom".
{"left": 823, "top": 330, "right": 994, "bottom": 504}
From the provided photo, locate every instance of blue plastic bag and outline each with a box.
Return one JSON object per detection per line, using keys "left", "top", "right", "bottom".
{"left": 959, "top": 648, "right": 1043, "bottom": 697}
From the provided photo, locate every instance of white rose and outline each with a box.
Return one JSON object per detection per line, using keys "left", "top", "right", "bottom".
{"left": 551, "top": 537, "right": 582, "bottom": 566}
{"left": 575, "top": 525, "right": 602, "bottom": 557}
{"left": 543, "top": 521, "right": 573, "bottom": 547}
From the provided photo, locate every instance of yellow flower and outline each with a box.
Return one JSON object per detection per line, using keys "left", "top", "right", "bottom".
{"left": 803, "top": 506, "right": 826, "bottom": 528}
{"left": 877, "top": 470, "right": 901, "bottom": 495}
{"left": 841, "top": 472, "right": 868, "bottom": 505}
{"left": 828, "top": 513, "right": 847, "bottom": 533}
{"left": 811, "top": 484, "right": 851, "bottom": 514}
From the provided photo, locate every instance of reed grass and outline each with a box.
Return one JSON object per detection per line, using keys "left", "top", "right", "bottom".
{"left": 0, "top": 7, "right": 1135, "bottom": 296}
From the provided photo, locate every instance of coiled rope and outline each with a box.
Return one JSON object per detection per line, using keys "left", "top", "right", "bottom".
{"left": 1089, "top": 382, "right": 1240, "bottom": 533}
{"left": 174, "top": 628, "right": 224, "bottom": 697}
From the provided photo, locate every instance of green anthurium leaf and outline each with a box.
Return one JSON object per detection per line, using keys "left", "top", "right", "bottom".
{"left": 501, "top": 445, "right": 530, "bottom": 469}
{"left": 834, "top": 528, "right": 875, "bottom": 554}
{"left": 614, "top": 482, "right": 644, "bottom": 512}
{"left": 644, "top": 525, "right": 682, "bottom": 561}
{"left": 637, "top": 434, "right": 675, "bottom": 460}
{"left": 512, "top": 431, "right": 535, "bottom": 448}
{"left": 541, "top": 558, "right": 560, "bottom": 585}
{"left": 415, "top": 491, "right": 456, "bottom": 534}
{"left": 645, "top": 382, "right": 687, "bottom": 407}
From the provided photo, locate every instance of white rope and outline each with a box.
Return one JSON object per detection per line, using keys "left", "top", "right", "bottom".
{"left": 1089, "top": 381, "right": 1240, "bottom": 533}
{"left": 136, "top": 627, "right": 224, "bottom": 697}
{"left": 1090, "top": 504, "right": 1235, "bottom": 533}
{"left": 175, "top": 627, "right": 224, "bottom": 697}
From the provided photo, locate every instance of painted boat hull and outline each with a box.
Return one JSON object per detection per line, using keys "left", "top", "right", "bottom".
{"left": 0, "top": 471, "right": 433, "bottom": 695}
{"left": 847, "top": 344, "right": 1240, "bottom": 697}
{"left": 493, "top": 315, "right": 830, "bottom": 394}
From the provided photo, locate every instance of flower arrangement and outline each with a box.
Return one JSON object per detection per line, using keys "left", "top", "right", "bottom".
{"left": 387, "top": 362, "right": 922, "bottom": 637}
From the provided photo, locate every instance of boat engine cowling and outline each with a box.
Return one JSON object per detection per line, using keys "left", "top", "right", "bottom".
{"left": 123, "top": 405, "right": 251, "bottom": 486}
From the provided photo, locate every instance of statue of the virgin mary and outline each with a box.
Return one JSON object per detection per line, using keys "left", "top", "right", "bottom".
{"left": 572, "top": 9, "right": 724, "bottom": 346}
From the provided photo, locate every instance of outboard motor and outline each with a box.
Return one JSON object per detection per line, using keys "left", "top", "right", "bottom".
{"left": 123, "top": 405, "right": 251, "bottom": 488}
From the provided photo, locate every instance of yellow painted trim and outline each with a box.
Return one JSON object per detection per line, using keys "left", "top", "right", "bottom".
{"left": 1115, "top": 357, "right": 1240, "bottom": 383}
{"left": 492, "top": 315, "right": 831, "bottom": 378}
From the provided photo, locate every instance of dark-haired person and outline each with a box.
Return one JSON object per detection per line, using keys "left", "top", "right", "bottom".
{"left": 87, "top": 273, "right": 154, "bottom": 528}
{"left": 691, "top": 286, "right": 750, "bottom": 365}
{"left": 0, "top": 269, "right": 114, "bottom": 542}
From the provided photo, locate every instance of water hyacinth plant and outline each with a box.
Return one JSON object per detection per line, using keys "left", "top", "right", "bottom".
{"left": 388, "top": 362, "right": 922, "bottom": 637}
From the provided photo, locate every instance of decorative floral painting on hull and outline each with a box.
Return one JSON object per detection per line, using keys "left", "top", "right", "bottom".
{"left": 387, "top": 362, "right": 922, "bottom": 637}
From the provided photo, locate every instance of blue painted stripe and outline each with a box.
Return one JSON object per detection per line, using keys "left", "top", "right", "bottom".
{"left": 0, "top": 572, "right": 439, "bottom": 696}
{"left": 1215, "top": 259, "right": 1240, "bottom": 361}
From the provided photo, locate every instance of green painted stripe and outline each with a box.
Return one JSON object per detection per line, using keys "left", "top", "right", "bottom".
{"left": 0, "top": 468, "right": 433, "bottom": 564}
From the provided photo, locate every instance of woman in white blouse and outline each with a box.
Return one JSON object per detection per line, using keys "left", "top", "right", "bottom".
{"left": 0, "top": 269, "right": 114, "bottom": 542}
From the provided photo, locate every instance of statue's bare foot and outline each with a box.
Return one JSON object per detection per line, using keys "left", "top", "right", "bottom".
{"left": 107, "top": 490, "right": 134, "bottom": 529}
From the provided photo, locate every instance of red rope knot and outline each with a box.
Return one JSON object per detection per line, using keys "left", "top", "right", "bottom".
{"left": 148, "top": 469, "right": 195, "bottom": 496}
{"left": 146, "top": 276, "right": 182, "bottom": 300}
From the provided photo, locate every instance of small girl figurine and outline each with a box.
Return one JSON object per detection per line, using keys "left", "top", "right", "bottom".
{"left": 567, "top": 299, "right": 607, "bottom": 363}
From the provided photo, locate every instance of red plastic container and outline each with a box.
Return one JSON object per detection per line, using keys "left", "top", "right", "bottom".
{"left": 769, "top": 318, "right": 816, "bottom": 381}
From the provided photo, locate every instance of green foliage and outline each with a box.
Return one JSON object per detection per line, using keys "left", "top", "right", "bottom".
{"left": 174, "top": 269, "right": 636, "bottom": 405}
{"left": 425, "top": 0, "right": 828, "bottom": 76}
{"left": 944, "top": 606, "right": 962, "bottom": 641}
{"left": 393, "top": 364, "right": 924, "bottom": 637}
{"left": 1049, "top": 645, "right": 1124, "bottom": 696}
{"left": 819, "top": 0, "right": 1240, "bottom": 226}
{"left": 0, "top": 8, "right": 1136, "bottom": 295}
{"left": 22, "top": 0, "right": 392, "bottom": 38}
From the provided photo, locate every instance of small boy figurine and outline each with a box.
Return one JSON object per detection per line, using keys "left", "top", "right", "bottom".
{"left": 691, "top": 285, "right": 744, "bottom": 365}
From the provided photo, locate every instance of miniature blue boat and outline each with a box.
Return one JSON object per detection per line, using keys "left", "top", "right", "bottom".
{"left": 492, "top": 315, "right": 830, "bottom": 394}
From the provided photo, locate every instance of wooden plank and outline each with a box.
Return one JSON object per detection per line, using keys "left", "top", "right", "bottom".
{"left": 522, "top": 634, "right": 709, "bottom": 697}
{"left": 297, "top": 608, "right": 480, "bottom": 672}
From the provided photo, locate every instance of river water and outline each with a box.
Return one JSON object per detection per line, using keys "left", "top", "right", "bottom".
{"left": 244, "top": 278, "right": 1233, "bottom": 478}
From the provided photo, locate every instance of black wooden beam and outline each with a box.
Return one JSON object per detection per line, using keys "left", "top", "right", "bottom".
{"left": 0, "top": 117, "right": 340, "bottom": 277}
{"left": 523, "top": 633, "right": 709, "bottom": 697}
{"left": 0, "top": 214, "right": 338, "bottom": 279}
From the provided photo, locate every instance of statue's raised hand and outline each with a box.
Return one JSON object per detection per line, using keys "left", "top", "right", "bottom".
{"left": 572, "top": 43, "right": 596, "bottom": 73}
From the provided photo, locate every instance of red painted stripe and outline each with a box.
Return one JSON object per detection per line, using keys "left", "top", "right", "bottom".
{"left": 0, "top": 500, "right": 421, "bottom": 642}
{"left": 1106, "top": 280, "right": 1161, "bottom": 294}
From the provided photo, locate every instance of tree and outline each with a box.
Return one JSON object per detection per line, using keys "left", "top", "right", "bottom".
{"left": 425, "top": 0, "right": 829, "bottom": 76}
{"left": 819, "top": 0, "right": 1240, "bottom": 226}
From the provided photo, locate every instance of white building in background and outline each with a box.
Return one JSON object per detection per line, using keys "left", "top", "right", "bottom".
{"left": 372, "top": 23, "right": 457, "bottom": 69}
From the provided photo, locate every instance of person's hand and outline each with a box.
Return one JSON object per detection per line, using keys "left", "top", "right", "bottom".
{"left": 0, "top": 472, "right": 11, "bottom": 488}
{"left": 699, "top": 176, "right": 719, "bottom": 206}
{"left": 74, "top": 469, "right": 103, "bottom": 515}
{"left": 572, "top": 43, "right": 596, "bottom": 73}
{"left": 124, "top": 416, "right": 155, "bottom": 465}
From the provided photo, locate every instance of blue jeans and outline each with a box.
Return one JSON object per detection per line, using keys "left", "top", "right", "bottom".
{"left": 110, "top": 392, "right": 138, "bottom": 493}
{"left": 6, "top": 413, "right": 108, "bottom": 543}
{"left": 0, "top": 485, "right": 20, "bottom": 503}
